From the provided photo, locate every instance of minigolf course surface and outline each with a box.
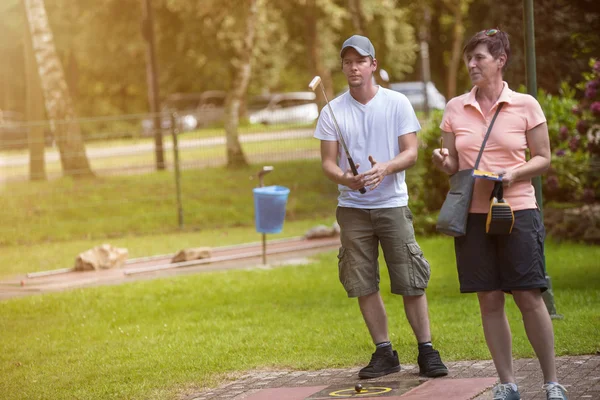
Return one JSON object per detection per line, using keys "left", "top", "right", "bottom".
{"left": 242, "top": 378, "right": 497, "bottom": 400}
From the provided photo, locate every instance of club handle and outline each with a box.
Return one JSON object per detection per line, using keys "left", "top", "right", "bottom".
{"left": 348, "top": 157, "right": 366, "bottom": 194}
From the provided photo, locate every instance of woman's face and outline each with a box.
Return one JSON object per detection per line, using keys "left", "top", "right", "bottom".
{"left": 464, "top": 43, "right": 505, "bottom": 86}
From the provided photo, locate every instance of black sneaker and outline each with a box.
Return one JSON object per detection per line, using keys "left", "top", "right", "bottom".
{"left": 417, "top": 347, "right": 448, "bottom": 377}
{"left": 358, "top": 346, "right": 402, "bottom": 379}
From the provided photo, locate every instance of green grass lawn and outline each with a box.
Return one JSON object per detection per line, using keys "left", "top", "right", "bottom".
{"left": 1, "top": 147, "right": 598, "bottom": 399}
{"left": 0, "top": 160, "right": 336, "bottom": 247}
{"left": 1, "top": 236, "right": 598, "bottom": 400}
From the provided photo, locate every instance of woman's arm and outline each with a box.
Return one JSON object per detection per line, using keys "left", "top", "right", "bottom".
{"left": 495, "top": 122, "right": 551, "bottom": 187}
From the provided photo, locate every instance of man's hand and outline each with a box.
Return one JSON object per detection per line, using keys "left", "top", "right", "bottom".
{"left": 340, "top": 163, "right": 365, "bottom": 190}
{"left": 362, "top": 156, "right": 390, "bottom": 191}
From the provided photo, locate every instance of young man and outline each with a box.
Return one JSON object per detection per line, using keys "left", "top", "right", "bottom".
{"left": 313, "top": 35, "right": 448, "bottom": 379}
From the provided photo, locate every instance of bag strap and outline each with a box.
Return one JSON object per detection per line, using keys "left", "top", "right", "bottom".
{"left": 474, "top": 102, "right": 504, "bottom": 169}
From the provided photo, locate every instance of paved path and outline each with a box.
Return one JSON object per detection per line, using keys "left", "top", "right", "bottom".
{"left": 182, "top": 355, "right": 599, "bottom": 400}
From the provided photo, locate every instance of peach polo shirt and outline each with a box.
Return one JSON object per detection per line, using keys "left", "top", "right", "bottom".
{"left": 440, "top": 82, "right": 546, "bottom": 213}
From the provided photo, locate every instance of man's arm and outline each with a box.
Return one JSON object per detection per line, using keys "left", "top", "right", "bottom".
{"left": 320, "top": 140, "right": 365, "bottom": 190}
{"left": 361, "top": 132, "right": 418, "bottom": 191}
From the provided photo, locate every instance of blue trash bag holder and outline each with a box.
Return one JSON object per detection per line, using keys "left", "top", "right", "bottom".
{"left": 253, "top": 185, "right": 290, "bottom": 234}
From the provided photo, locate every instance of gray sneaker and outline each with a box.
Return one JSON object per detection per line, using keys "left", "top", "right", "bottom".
{"left": 492, "top": 383, "right": 521, "bottom": 400}
{"left": 543, "top": 383, "right": 568, "bottom": 400}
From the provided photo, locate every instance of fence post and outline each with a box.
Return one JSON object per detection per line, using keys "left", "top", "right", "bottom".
{"left": 524, "top": 0, "right": 562, "bottom": 319}
{"left": 171, "top": 112, "right": 184, "bottom": 228}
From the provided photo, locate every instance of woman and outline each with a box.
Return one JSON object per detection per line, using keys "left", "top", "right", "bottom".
{"left": 432, "top": 29, "right": 567, "bottom": 400}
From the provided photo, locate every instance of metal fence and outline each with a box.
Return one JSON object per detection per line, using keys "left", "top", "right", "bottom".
{"left": 0, "top": 110, "right": 321, "bottom": 245}
{"left": 0, "top": 111, "right": 320, "bottom": 182}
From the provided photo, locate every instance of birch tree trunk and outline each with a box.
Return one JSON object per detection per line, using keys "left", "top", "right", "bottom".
{"left": 24, "top": 0, "right": 93, "bottom": 178}
{"left": 224, "top": 0, "right": 261, "bottom": 168}
{"left": 22, "top": 0, "right": 47, "bottom": 181}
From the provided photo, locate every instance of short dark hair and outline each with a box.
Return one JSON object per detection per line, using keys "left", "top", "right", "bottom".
{"left": 463, "top": 29, "right": 511, "bottom": 72}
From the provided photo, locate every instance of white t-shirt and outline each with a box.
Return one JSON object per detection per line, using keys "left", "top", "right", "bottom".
{"left": 314, "top": 87, "right": 421, "bottom": 208}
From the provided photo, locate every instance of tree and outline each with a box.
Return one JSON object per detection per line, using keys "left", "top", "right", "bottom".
{"left": 348, "top": 0, "right": 367, "bottom": 36}
{"left": 304, "top": 0, "right": 342, "bottom": 101}
{"left": 141, "top": 0, "right": 165, "bottom": 171}
{"left": 347, "top": 0, "right": 390, "bottom": 88}
{"left": 466, "top": 0, "right": 600, "bottom": 94}
{"left": 442, "top": 0, "right": 472, "bottom": 99}
{"left": 23, "top": 0, "right": 93, "bottom": 178}
{"left": 345, "top": 0, "right": 418, "bottom": 83}
{"left": 223, "top": 0, "right": 261, "bottom": 168}
{"left": 22, "top": 0, "right": 46, "bottom": 181}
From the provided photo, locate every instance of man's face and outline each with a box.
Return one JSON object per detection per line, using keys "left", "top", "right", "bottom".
{"left": 464, "top": 43, "right": 504, "bottom": 86}
{"left": 342, "top": 48, "right": 377, "bottom": 88}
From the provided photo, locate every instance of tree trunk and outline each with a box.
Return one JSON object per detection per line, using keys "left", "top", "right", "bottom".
{"left": 24, "top": 0, "right": 93, "bottom": 179}
{"left": 306, "top": 0, "right": 334, "bottom": 103}
{"left": 348, "top": 0, "right": 367, "bottom": 35}
{"left": 419, "top": 5, "right": 432, "bottom": 117}
{"left": 22, "top": 0, "right": 47, "bottom": 181}
{"left": 225, "top": 0, "right": 261, "bottom": 168}
{"left": 2, "top": 61, "right": 9, "bottom": 110}
{"left": 445, "top": 1, "right": 467, "bottom": 99}
{"left": 141, "top": 0, "right": 165, "bottom": 171}
{"left": 346, "top": 0, "right": 388, "bottom": 88}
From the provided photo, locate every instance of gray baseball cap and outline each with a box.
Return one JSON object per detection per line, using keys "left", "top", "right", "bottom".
{"left": 340, "top": 35, "right": 375, "bottom": 59}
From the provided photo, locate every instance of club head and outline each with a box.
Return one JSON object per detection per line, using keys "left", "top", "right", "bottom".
{"left": 308, "top": 76, "right": 322, "bottom": 92}
{"left": 258, "top": 165, "right": 274, "bottom": 178}
{"left": 379, "top": 69, "right": 389, "bottom": 82}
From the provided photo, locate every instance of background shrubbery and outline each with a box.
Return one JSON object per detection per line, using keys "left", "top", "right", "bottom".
{"left": 541, "top": 58, "right": 600, "bottom": 204}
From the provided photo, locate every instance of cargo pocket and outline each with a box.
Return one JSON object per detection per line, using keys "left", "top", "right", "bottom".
{"left": 407, "top": 242, "right": 431, "bottom": 289}
{"left": 337, "top": 246, "right": 356, "bottom": 291}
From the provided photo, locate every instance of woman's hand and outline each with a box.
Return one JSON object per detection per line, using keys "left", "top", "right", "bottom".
{"left": 495, "top": 168, "right": 517, "bottom": 187}
{"left": 432, "top": 148, "right": 451, "bottom": 172}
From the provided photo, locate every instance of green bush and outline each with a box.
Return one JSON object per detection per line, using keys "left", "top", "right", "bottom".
{"left": 536, "top": 84, "right": 582, "bottom": 202}
{"left": 416, "top": 110, "right": 448, "bottom": 213}
{"left": 540, "top": 59, "right": 600, "bottom": 203}
{"left": 405, "top": 111, "right": 448, "bottom": 236}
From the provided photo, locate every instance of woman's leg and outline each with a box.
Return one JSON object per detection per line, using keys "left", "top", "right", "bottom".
{"left": 478, "top": 290, "right": 515, "bottom": 384}
{"left": 512, "top": 289, "right": 558, "bottom": 383}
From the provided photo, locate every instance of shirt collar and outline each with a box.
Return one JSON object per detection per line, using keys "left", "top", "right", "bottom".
{"left": 463, "top": 81, "right": 512, "bottom": 108}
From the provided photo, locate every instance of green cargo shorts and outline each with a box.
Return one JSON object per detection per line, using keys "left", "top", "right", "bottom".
{"left": 336, "top": 206, "right": 431, "bottom": 297}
